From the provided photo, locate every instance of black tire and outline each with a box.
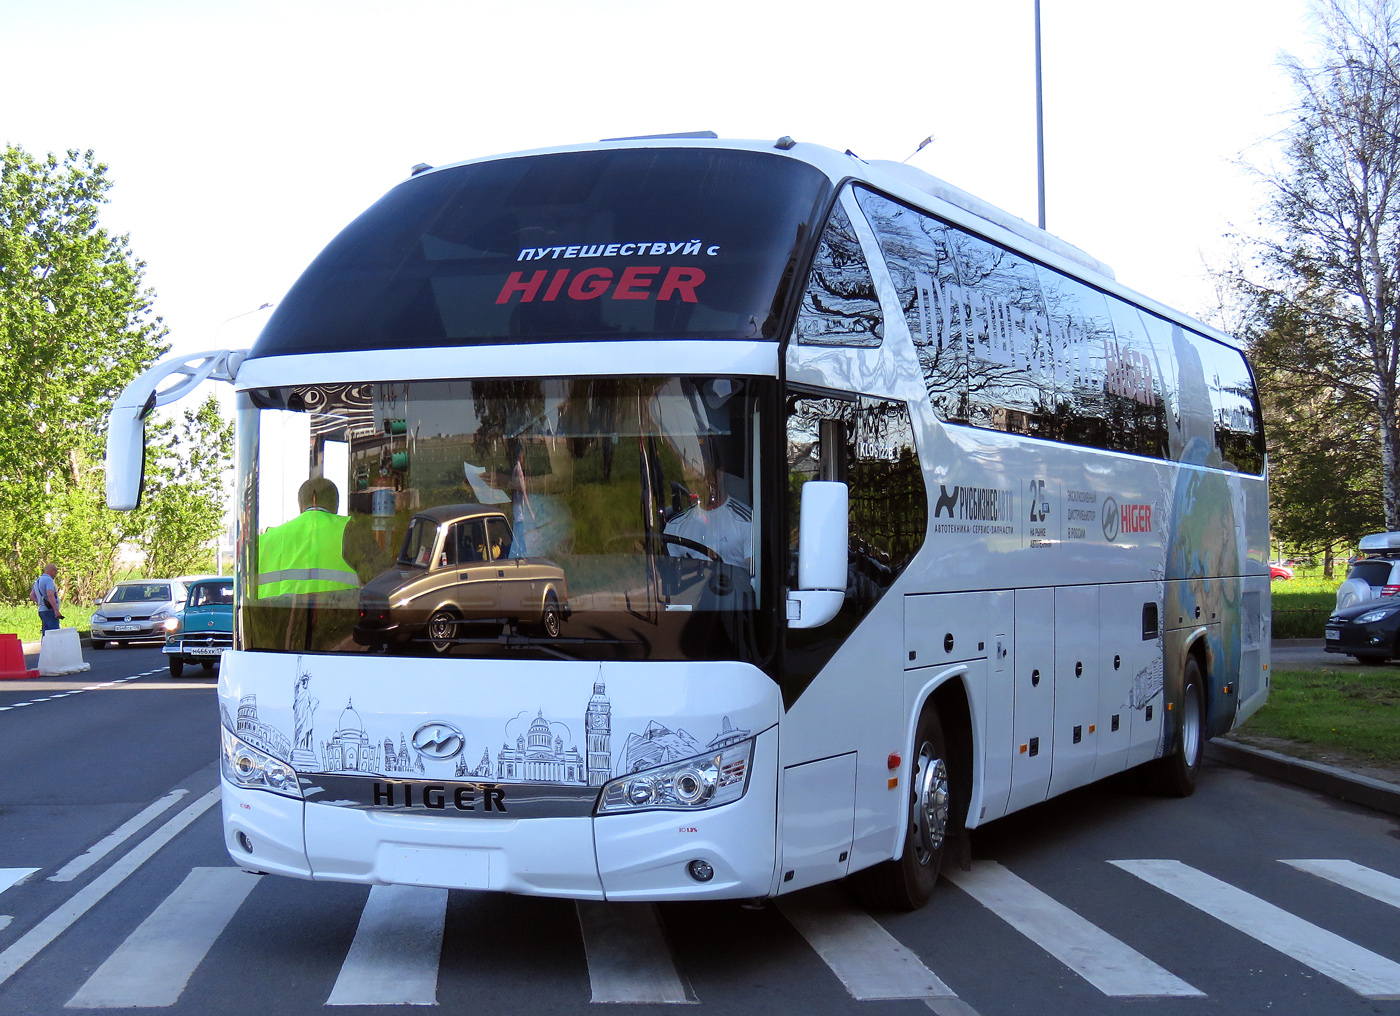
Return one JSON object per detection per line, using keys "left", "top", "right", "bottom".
{"left": 1353, "top": 652, "right": 1388, "bottom": 665}
{"left": 90, "top": 640, "right": 105, "bottom": 650}
{"left": 201, "top": 659, "right": 215, "bottom": 672}
{"left": 1144, "top": 655, "right": 1205, "bottom": 797}
{"left": 538, "top": 595, "right": 562, "bottom": 639}
{"left": 168, "top": 656, "right": 184, "bottom": 678}
{"left": 426, "top": 609, "right": 459, "bottom": 654}
{"left": 847, "top": 702, "right": 952, "bottom": 911}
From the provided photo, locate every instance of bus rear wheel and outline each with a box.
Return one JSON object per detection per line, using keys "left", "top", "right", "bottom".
{"left": 1144, "top": 655, "right": 1204, "bottom": 797}
{"left": 847, "top": 702, "right": 950, "bottom": 911}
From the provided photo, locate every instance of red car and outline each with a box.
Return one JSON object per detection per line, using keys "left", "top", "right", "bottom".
{"left": 1270, "top": 564, "right": 1293, "bottom": 580}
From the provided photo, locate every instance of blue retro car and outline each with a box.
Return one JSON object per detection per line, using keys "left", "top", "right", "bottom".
{"left": 163, "top": 577, "right": 234, "bottom": 677}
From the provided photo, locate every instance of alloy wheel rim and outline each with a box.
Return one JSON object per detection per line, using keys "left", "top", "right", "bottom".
{"left": 912, "top": 743, "right": 949, "bottom": 865}
{"left": 1182, "top": 684, "right": 1202, "bottom": 767}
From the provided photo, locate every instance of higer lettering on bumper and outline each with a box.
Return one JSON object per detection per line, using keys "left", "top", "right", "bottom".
{"left": 217, "top": 650, "right": 781, "bottom": 899}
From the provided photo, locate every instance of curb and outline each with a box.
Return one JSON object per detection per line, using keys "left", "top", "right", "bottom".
{"left": 1206, "top": 739, "right": 1400, "bottom": 818}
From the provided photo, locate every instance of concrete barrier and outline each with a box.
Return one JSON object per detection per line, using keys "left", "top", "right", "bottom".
{"left": 37, "top": 628, "right": 91, "bottom": 676}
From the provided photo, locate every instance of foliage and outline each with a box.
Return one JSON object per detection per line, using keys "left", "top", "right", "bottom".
{"left": 1235, "top": 665, "right": 1400, "bottom": 767}
{"left": 1249, "top": 291, "right": 1384, "bottom": 571}
{"left": 0, "top": 145, "right": 168, "bottom": 601}
{"left": 1272, "top": 571, "right": 1345, "bottom": 637}
{"left": 0, "top": 602, "right": 95, "bottom": 644}
{"left": 132, "top": 395, "right": 233, "bottom": 580}
{"left": 1239, "top": 0, "right": 1400, "bottom": 529}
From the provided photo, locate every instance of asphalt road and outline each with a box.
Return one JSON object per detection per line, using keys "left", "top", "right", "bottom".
{"left": 1, "top": 646, "right": 1398, "bottom": 1016}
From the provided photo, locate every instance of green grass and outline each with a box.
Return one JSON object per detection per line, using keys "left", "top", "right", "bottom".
{"left": 1235, "top": 666, "right": 1400, "bottom": 767}
{"left": 1272, "top": 569, "right": 1344, "bottom": 638}
{"left": 0, "top": 603, "right": 96, "bottom": 643}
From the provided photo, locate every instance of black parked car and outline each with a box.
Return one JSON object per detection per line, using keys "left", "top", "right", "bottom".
{"left": 1324, "top": 597, "right": 1400, "bottom": 663}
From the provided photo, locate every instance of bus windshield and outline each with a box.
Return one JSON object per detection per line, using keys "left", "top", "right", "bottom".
{"left": 236, "top": 376, "right": 772, "bottom": 665}
{"left": 249, "top": 149, "right": 829, "bottom": 356}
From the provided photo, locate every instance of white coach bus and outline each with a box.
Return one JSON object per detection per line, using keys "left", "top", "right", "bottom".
{"left": 107, "top": 135, "right": 1270, "bottom": 910}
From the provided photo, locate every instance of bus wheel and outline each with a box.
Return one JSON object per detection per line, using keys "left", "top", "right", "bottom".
{"left": 1145, "top": 655, "right": 1204, "bottom": 797}
{"left": 168, "top": 656, "right": 184, "bottom": 678}
{"left": 847, "top": 703, "right": 950, "bottom": 911}
{"left": 426, "top": 610, "right": 459, "bottom": 654}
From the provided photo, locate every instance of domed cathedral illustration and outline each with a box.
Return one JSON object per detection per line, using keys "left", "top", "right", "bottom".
{"left": 321, "top": 700, "right": 381, "bottom": 773}
{"left": 496, "top": 710, "right": 588, "bottom": 783}
{"left": 586, "top": 678, "right": 611, "bottom": 786}
{"left": 233, "top": 694, "right": 292, "bottom": 759}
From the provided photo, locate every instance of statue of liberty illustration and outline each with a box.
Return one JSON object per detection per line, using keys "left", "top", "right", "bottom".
{"left": 291, "top": 657, "right": 320, "bottom": 769}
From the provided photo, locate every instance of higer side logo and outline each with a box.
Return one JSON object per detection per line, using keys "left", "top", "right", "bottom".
{"left": 1101, "top": 498, "right": 1152, "bottom": 542}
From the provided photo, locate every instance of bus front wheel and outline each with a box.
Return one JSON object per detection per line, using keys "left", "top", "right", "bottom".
{"left": 847, "top": 702, "right": 951, "bottom": 911}
{"left": 1144, "top": 655, "right": 1204, "bottom": 797}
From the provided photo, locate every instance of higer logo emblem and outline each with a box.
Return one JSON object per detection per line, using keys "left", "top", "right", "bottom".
{"left": 411, "top": 722, "right": 465, "bottom": 760}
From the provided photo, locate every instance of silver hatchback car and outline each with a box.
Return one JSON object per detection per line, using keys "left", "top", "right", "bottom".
{"left": 90, "top": 579, "right": 190, "bottom": 648}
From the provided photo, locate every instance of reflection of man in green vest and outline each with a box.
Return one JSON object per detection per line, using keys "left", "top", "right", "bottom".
{"left": 257, "top": 477, "right": 359, "bottom": 597}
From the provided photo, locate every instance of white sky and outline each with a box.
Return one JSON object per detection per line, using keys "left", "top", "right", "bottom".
{"left": 3, "top": 0, "right": 1316, "bottom": 360}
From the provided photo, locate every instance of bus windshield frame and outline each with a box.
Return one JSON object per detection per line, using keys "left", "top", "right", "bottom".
{"left": 235, "top": 375, "right": 777, "bottom": 669}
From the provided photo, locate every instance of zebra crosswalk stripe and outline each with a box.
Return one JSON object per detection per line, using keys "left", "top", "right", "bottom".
{"left": 1282, "top": 859, "right": 1400, "bottom": 910}
{"left": 575, "top": 900, "right": 695, "bottom": 1003}
{"left": 946, "top": 861, "right": 1202, "bottom": 997}
{"left": 67, "top": 867, "right": 259, "bottom": 1008}
{"left": 327, "top": 884, "right": 448, "bottom": 1006}
{"left": 776, "top": 884, "right": 955, "bottom": 1000}
{"left": 1112, "top": 858, "right": 1400, "bottom": 1000}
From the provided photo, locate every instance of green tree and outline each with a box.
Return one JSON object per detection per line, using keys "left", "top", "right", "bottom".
{"left": 1249, "top": 289, "right": 1384, "bottom": 573}
{"left": 1245, "top": 0, "right": 1400, "bottom": 528}
{"left": 0, "top": 145, "right": 169, "bottom": 601}
{"left": 132, "top": 396, "right": 233, "bottom": 579}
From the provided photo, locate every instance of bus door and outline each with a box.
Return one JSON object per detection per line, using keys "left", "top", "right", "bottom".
{"left": 1048, "top": 585, "right": 1100, "bottom": 797}
{"left": 1007, "top": 587, "right": 1055, "bottom": 813}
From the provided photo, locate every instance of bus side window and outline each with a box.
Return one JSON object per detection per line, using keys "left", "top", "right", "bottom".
{"left": 796, "top": 198, "right": 883, "bottom": 348}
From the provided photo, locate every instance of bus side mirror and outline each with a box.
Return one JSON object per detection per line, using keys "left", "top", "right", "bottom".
{"left": 787, "top": 480, "right": 847, "bottom": 629}
{"left": 105, "top": 349, "right": 247, "bottom": 511}
{"left": 106, "top": 401, "right": 149, "bottom": 511}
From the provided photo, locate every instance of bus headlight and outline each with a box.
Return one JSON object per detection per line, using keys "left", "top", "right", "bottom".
{"left": 221, "top": 727, "right": 302, "bottom": 799}
{"left": 598, "top": 737, "right": 753, "bottom": 814}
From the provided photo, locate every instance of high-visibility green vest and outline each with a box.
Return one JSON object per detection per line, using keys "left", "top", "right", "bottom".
{"left": 257, "top": 509, "right": 358, "bottom": 597}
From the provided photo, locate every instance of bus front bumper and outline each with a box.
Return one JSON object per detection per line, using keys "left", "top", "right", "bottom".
{"left": 222, "top": 726, "right": 778, "bottom": 900}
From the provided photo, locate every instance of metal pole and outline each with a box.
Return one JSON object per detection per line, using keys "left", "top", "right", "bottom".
{"left": 1035, "top": 0, "right": 1046, "bottom": 230}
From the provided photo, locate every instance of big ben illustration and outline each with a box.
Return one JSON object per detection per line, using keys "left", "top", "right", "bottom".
{"left": 585, "top": 679, "right": 611, "bottom": 786}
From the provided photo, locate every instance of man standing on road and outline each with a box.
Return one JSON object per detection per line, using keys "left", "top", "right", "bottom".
{"left": 31, "top": 564, "right": 62, "bottom": 632}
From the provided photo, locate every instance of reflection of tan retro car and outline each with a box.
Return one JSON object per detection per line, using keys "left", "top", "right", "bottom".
{"left": 353, "top": 504, "right": 568, "bottom": 651}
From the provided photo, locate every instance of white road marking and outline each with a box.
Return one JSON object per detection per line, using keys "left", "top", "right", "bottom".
{"left": 50, "top": 789, "right": 190, "bottom": 882}
{"left": 0, "top": 786, "right": 220, "bottom": 988}
{"left": 1113, "top": 859, "right": 1400, "bottom": 999}
{"left": 947, "top": 862, "right": 1202, "bottom": 996}
{"left": 777, "top": 884, "right": 955, "bottom": 1000}
{"left": 0, "top": 673, "right": 152, "bottom": 711}
{"left": 0, "top": 869, "right": 37, "bottom": 895}
{"left": 1283, "top": 859, "right": 1400, "bottom": 910}
{"left": 576, "top": 900, "right": 696, "bottom": 1003}
{"left": 66, "top": 867, "right": 259, "bottom": 1008}
{"left": 327, "top": 884, "right": 448, "bottom": 1006}
{"left": 0, "top": 917, "right": 10, "bottom": 932}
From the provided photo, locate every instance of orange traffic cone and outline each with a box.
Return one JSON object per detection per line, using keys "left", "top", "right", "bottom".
{"left": 0, "top": 633, "right": 38, "bottom": 680}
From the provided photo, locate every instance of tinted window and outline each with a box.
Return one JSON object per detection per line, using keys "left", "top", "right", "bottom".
{"left": 251, "top": 150, "right": 829, "bottom": 356}
{"left": 856, "top": 186, "right": 1259, "bottom": 474}
{"left": 796, "top": 198, "right": 883, "bottom": 347}
{"left": 1350, "top": 560, "right": 1394, "bottom": 587}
